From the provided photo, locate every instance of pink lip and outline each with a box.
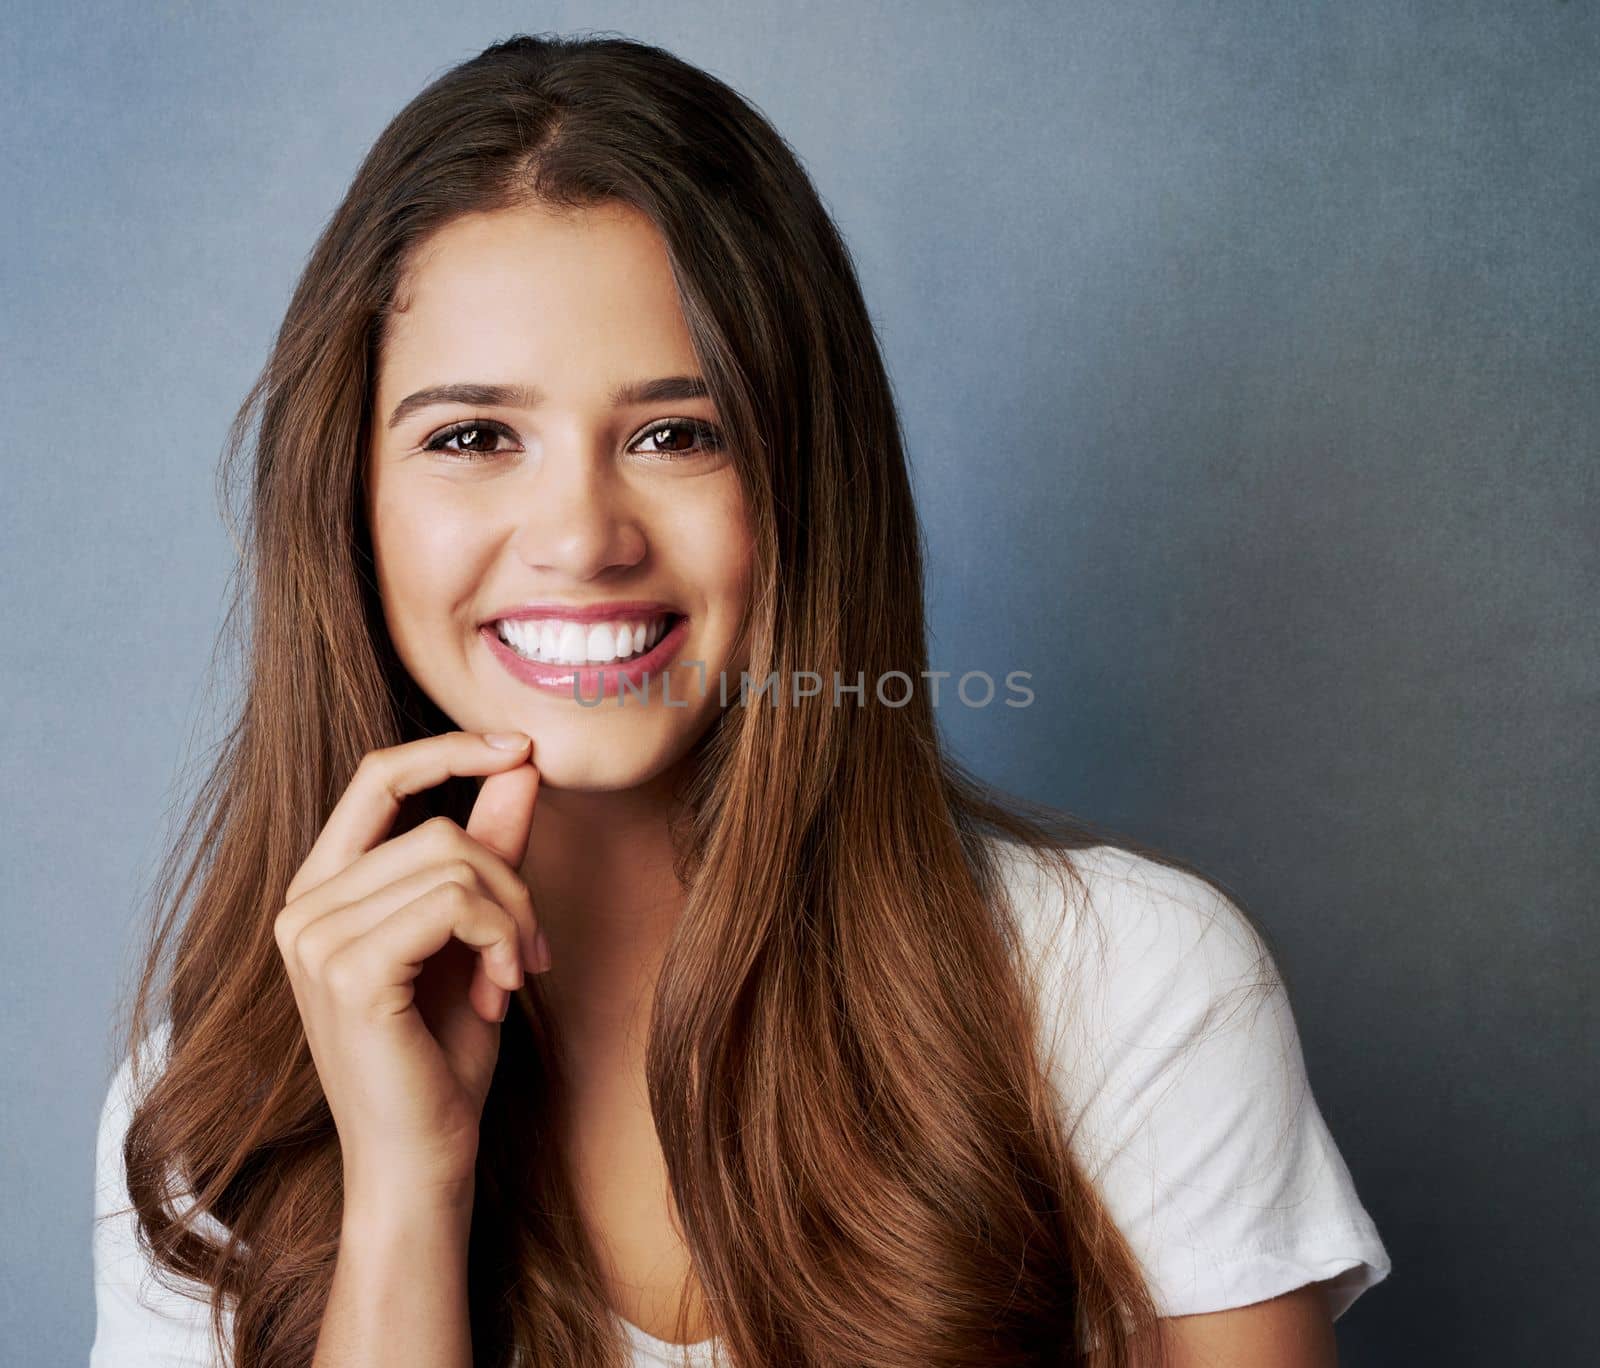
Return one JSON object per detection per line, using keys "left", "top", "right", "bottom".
{"left": 481, "top": 615, "right": 692, "bottom": 699}
{"left": 484, "top": 600, "right": 681, "bottom": 625}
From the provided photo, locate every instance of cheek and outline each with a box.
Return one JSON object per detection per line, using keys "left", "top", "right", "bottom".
{"left": 370, "top": 485, "right": 482, "bottom": 608}
{"left": 678, "top": 476, "right": 755, "bottom": 603}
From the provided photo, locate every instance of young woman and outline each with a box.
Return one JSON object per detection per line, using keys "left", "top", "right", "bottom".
{"left": 90, "top": 33, "right": 1389, "bottom": 1368}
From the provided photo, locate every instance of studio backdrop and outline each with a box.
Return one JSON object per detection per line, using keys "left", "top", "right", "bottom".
{"left": 2, "top": 3, "right": 1594, "bottom": 1365}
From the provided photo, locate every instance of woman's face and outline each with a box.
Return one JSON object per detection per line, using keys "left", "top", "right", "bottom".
{"left": 366, "top": 201, "right": 753, "bottom": 792}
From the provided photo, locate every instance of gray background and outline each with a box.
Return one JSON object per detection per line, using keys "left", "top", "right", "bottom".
{"left": 4, "top": 2, "right": 1594, "bottom": 1363}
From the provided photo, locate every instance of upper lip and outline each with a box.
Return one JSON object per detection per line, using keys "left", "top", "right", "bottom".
{"left": 483, "top": 600, "right": 683, "bottom": 625}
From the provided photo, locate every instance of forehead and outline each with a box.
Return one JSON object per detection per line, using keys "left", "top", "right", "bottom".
{"left": 376, "top": 202, "right": 697, "bottom": 399}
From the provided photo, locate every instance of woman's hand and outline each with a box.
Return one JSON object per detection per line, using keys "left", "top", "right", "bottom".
{"left": 273, "top": 731, "right": 547, "bottom": 1202}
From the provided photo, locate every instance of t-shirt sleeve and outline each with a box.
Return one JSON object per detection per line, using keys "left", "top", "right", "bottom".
{"left": 1009, "top": 842, "right": 1392, "bottom": 1320}
{"left": 90, "top": 1024, "right": 227, "bottom": 1367}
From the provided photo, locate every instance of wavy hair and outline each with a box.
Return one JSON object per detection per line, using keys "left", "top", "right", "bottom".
{"left": 109, "top": 31, "right": 1275, "bottom": 1367}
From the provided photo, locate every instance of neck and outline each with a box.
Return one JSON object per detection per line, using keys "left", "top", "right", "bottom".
{"left": 519, "top": 761, "right": 690, "bottom": 1054}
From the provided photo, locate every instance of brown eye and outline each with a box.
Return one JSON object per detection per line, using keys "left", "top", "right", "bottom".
{"left": 651, "top": 424, "right": 694, "bottom": 452}
{"left": 633, "top": 419, "right": 724, "bottom": 459}
{"left": 423, "top": 420, "right": 518, "bottom": 461}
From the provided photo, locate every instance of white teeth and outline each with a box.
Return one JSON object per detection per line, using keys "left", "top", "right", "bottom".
{"left": 496, "top": 613, "right": 674, "bottom": 666}
{"left": 557, "top": 622, "right": 586, "bottom": 663}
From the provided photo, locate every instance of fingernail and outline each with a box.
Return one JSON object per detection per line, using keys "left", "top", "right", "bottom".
{"left": 495, "top": 987, "right": 511, "bottom": 1021}
{"left": 534, "top": 930, "right": 553, "bottom": 974}
{"left": 484, "top": 731, "right": 530, "bottom": 750}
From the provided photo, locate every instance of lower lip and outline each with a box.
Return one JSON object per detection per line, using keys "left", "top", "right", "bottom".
{"left": 481, "top": 617, "right": 691, "bottom": 699}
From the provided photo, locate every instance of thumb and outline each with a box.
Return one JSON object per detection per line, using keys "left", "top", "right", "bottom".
{"left": 466, "top": 758, "right": 540, "bottom": 868}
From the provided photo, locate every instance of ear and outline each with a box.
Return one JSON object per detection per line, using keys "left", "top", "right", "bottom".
{"left": 465, "top": 760, "right": 540, "bottom": 867}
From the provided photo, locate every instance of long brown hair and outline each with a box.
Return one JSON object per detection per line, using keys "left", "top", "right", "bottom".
{"left": 110, "top": 32, "right": 1277, "bottom": 1366}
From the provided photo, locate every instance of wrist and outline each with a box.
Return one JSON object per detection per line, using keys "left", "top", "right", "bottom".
{"left": 341, "top": 1169, "right": 476, "bottom": 1234}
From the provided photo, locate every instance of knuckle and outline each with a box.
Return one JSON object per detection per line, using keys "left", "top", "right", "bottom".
{"left": 420, "top": 814, "right": 461, "bottom": 852}
{"left": 288, "top": 928, "right": 318, "bottom": 966}
{"left": 321, "top": 947, "right": 363, "bottom": 999}
{"left": 443, "top": 857, "right": 478, "bottom": 889}
{"left": 434, "top": 878, "right": 473, "bottom": 912}
{"left": 294, "top": 920, "right": 334, "bottom": 970}
{"left": 355, "top": 748, "right": 404, "bottom": 801}
{"left": 272, "top": 908, "right": 296, "bottom": 952}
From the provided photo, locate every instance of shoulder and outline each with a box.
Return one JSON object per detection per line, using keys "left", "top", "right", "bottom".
{"left": 91, "top": 1018, "right": 228, "bottom": 1364}
{"left": 984, "top": 835, "right": 1392, "bottom": 1322}
{"left": 94, "top": 1018, "right": 176, "bottom": 1213}
{"left": 988, "top": 838, "right": 1274, "bottom": 1071}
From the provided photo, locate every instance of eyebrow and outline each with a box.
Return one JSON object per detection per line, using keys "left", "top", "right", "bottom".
{"left": 385, "top": 375, "right": 711, "bottom": 430}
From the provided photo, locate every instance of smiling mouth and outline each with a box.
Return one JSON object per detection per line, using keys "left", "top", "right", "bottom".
{"left": 490, "top": 612, "right": 684, "bottom": 667}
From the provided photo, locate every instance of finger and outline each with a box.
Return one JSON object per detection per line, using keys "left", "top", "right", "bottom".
{"left": 466, "top": 764, "right": 541, "bottom": 967}
{"left": 287, "top": 860, "right": 526, "bottom": 984}
{"left": 459, "top": 935, "right": 514, "bottom": 1024}
{"left": 288, "top": 732, "right": 532, "bottom": 902}
{"left": 416, "top": 930, "right": 509, "bottom": 1027}
{"left": 417, "top": 926, "right": 509, "bottom": 1026}
{"left": 466, "top": 760, "right": 540, "bottom": 871}
{"left": 326, "top": 880, "right": 526, "bottom": 1014}
{"left": 283, "top": 814, "right": 541, "bottom": 971}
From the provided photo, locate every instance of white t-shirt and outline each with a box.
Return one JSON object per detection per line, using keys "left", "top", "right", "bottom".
{"left": 91, "top": 839, "right": 1390, "bottom": 1365}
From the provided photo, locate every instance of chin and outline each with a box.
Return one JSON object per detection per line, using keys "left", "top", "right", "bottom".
{"left": 520, "top": 720, "right": 700, "bottom": 794}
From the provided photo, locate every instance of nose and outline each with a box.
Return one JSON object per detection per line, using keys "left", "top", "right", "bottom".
{"left": 509, "top": 429, "right": 647, "bottom": 578}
